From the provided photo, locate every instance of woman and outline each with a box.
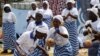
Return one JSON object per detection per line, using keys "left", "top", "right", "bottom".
{"left": 40, "top": 1, "right": 53, "bottom": 28}
{"left": 26, "top": 2, "right": 38, "bottom": 25}
{"left": 14, "top": 26, "right": 49, "bottom": 56}
{"left": 61, "top": 0, "right": 79, "bottom": 56}
{"left": 85, "top": 7, "right": 100, "bottom": 56}
{"left": 26, "top": 10, "right": 48, "bottom": 31}
{"left": 46, "top": 15, "right": 72, "bottom": 56}
{"left": 2, "top": 4, "right": 16, "bottom": 54}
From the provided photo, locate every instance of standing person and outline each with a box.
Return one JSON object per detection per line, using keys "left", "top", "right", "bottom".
{"left": 46, "top": 15, "right": 73, "bottom": 56}
{"left": 2, "top": 4, "right": 16, "bottom": 54}
{"left": 26, "top": 2, "right": 38, "bottom": 25}
{"left": 84, "top": 7, "right": 100, "bottom": 56}
{"left": 14, "top": 26, "right": 49, "bottom": 56}
{"left": 61, "top": 0, "right": 79, "bottom": 56}
{"left": 26, "top": 10, "right": 48, "bottom": 32}
{"left": 40, "top": 1, "right": 53, "bottom": 28}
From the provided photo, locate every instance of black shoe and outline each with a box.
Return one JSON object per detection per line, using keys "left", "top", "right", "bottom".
{"left": 1, "top": 50, "right": 8, "bottom": 54}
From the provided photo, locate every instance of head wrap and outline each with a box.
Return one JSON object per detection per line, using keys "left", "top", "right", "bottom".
{"left": 53, "top": 15, "right": 64, "bottom": 25}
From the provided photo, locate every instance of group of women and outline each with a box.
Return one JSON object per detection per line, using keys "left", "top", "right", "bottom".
{"left": 2, "top": 0, "right": 100, "bottom": 56}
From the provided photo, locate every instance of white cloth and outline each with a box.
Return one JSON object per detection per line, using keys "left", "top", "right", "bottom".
{"left": 3, "top": 4, "right": 11, "bottom": 10}
{"left": 40, "top": 9, "right": 53, "bottom": 19}
{"left": 26, "top": 21, "right": 48, "bottom": 31}
{"left": 36, "top": 26, "right": 48, "bottom": 34}
{"left": 26, "top": 8, "right": 38, "bottom": 22}
{"left": 91, "top": 19, "right": 100, "bottom": 31}
{"left": 87, "top": 7, "right": 99, "bottom": 18}
{"left": 3, "top": 12, "right": 16, "bottom": 23}
{"left": 53, "top": 15, "right": 64, "bottom": 25}
{"left": 48, "top": 26, "right": 69, "bottom": 46}
{"left": 17, "top": 31, "right": 39, "bottom": 54}
{"left": 66, "top": 0, "right": 75, "bottom": 4}
{"left": 90, "top": 0, "right": 100, "bottom": 6}
{"left": 61, "top": 7, "right": 78, "bottom": 22}
{"left": 41, "top": 1, "right": 53, "bottom": 19}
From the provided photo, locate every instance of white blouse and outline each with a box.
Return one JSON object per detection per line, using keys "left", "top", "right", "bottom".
{"left": 17, "top": 31, "right": 39, "bottom": 54}
{"left": 26, "top": 21, "right": 48, "bottom": 31}
{"left": 26, "top": 8, "right": 38, "bottom": 22}
{"left": 48, "top": 26, "right": 69, "bottom": 46}
{"left": 61, "top": 7, "right": 78, "bottom": 22}
{"left": 40, "top": 9, "right": 53, "bottom": 19}
{"left": 3, "top": 12, "right": 16, "bottom": 23}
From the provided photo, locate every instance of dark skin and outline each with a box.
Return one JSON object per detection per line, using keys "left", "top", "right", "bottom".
{"left": 53, "top": 19, "right": 68, "bottom": 38}
{"left": 35, "top": 13, "right": 43, "bottom": 21}
{"left": 4, "top": 6, "right": 11, "bottom": 13}
{"left": 43, "top": 3, "right": 48, "bottom": 10}
{"left": 35, "top": 31, "right": 49, "bottom": 56}
{"left": 27, "top": 4, "right": 37, "bottom": 23}
{"left": 63, "top": 2, "right": 77, "bottom": 20}
{"left": 83, "top": 11, "right": 100, "bottom": 41}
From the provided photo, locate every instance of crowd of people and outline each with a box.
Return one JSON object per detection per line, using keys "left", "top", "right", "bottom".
{"left": 1, "top": 0, "right": 100, "bottom": 56}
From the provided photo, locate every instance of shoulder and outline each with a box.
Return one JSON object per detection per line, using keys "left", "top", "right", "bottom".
{"left": 10, "top": 12, "right": 15, "bottom": 15}
{"left": 62, "top": 8, "right": 67, "bottom": 12}
{"left": 72, "top": 7, "right": 78, "bottom": 11}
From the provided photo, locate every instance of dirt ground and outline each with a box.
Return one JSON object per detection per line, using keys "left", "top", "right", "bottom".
{"left": 0, "top": 47, "right": 88, "bottom": 56}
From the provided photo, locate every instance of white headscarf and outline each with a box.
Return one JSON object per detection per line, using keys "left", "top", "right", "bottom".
{"left": 3, "top": 4, "right": 12, "bottom": 10}
{"left": 53, "top": 15, "right": 64, "bottom": 25}
{"left": 90, "top": 0, "right": 100, "bottom": 6}
{"left": 85, "top": 20, "right": 92, "bottom": 26}
{"left": 66, "top": 0, "right": 75, "bottom": 4}
{"left": 31, "top": 2, "right": 37, "bottom": 7}
{"left": 35, "top": 26, "right": 48, "bottom": 34}
{"left": 87, "top": 7, "right": 99, "bottom": 18}
{"left": 43, "top": 1, "right": 49, "bottom": 9}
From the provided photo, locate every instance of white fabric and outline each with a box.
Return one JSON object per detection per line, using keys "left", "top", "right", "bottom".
{"left": 26, "top": 8, "right": 38, "bottom": 22}
{"left": 26, "top": 21, "right": 48, "bottom": 31}
{"left": 90, "top": 0, "right": 100, "bottom": 6}
{"left": 91, "top": 19, "right": 100, "bottom": 31}
{"left": 61, "top": 7, "right": 78, "bottom": 22}
{"left": 41, "top": 1, "right": 53, "bottom": 18}
{"left": 48, "top": 26, "right": 69, "bottom": 46}
{"left": 87, "top": 7, "right": 99, "bottom": 18}
{"left": 53, "top": 15, "right": 64, "bottom": 25}
{"left": 31, "top": 2, "right": 37, "bottom": 7}
{"left": 3, "top": 12, "right": 16, "bottom": 23}
{"left": 17, "top": 31, "right": 39, "bottom": 54}
{"left": 96, "top": 19, "right": 100, "bottom": 32}
{"left": 35, "top": 25, "right": 48, "bottom": 34}
{"left": 85, "top": 20, "right": 92, "bottom": 26}
{"left": 3, "top": 4, "right": 16, "bottom": 23}
{"left": 66, "top": 0, "right": 75, "bottom": 4}
{"left": 3, "top": 4, "right": 11, "bottom": 10}
{"left": 43, "top": 1, "right": 49, "bottom": 8}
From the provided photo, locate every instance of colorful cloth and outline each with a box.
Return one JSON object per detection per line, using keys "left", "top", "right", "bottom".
{"left": 54, "top": 42, "right": 73, "bottom": 56}
{"left": 48, "top": 0, "right": 66, "bottom": 15}
{"left": 64, "top": 21, "right": 79, "bottom": 56}
{"left": 3, "top": 22, "right": 16, "bottom": 50}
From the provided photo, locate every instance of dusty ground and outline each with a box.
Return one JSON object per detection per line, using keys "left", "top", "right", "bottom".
{"left": 0, "top": 46, "right": 88, "bottom": 56}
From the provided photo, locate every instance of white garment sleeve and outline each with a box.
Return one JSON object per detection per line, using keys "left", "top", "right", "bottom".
{"left": 61, "top": 9, "right": 66, "bottom": 17}
{"left": 26, "top": 11, "right": 31, "bottom": 20}
{"left": 59, "top": 26, "right": 69, "bottom": 37}
{"left": 97, "top": 22, "right": 100, "bottom": 32}
{"left": 72, "top": 8, "right": 78, "bottom": 16}
{"left": 17, "top": 32, "right": 27, "bottom": 45}
{"left": 12, "top": 13, "right": 16, "bottom": 23}
{"left": 26, "top": 22, "right": 34, "bottom": 31}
